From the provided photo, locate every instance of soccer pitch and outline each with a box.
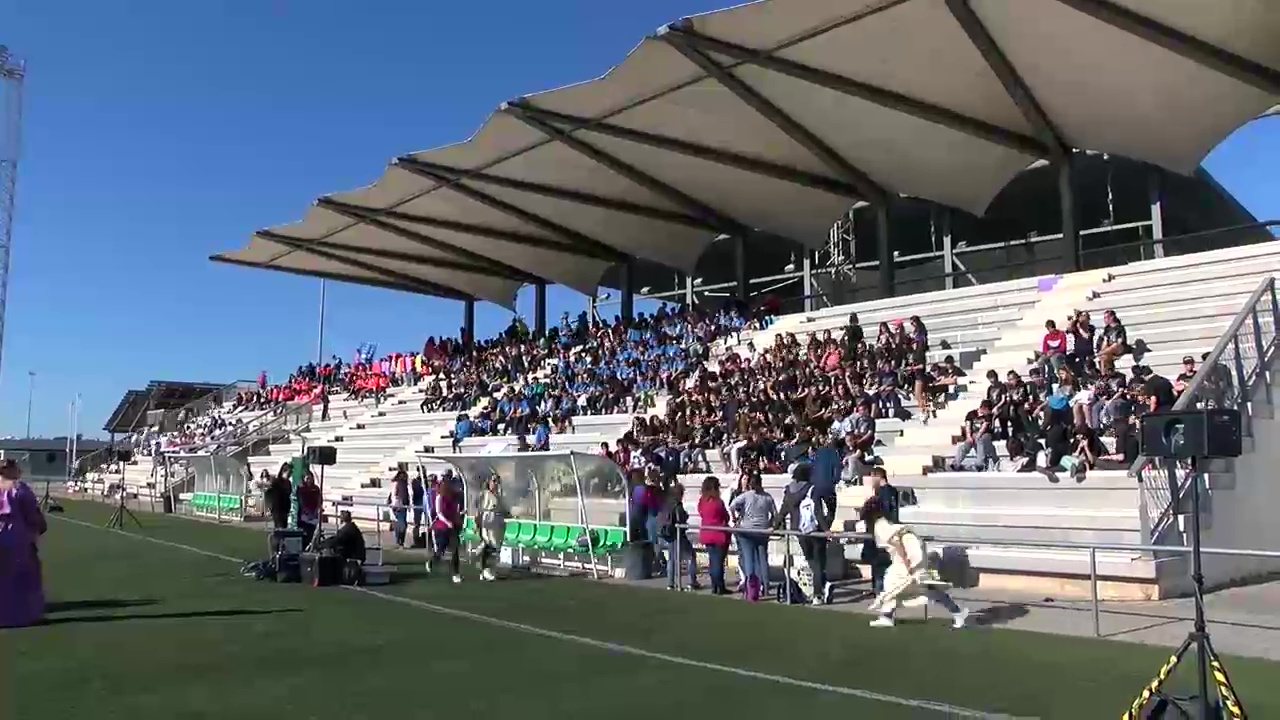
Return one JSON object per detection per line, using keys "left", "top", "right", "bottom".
{"left": 5, "top": 500, "right": 1279, "bottom": 719}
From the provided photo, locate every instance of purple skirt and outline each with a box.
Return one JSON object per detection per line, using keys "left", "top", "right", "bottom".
{"left": 0, "top": 530, "right": 45, "bottom": 628}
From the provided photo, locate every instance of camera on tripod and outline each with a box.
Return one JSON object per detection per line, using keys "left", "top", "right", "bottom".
{"left": 1138, "top": 408, "right": 1242, "bottom": 460}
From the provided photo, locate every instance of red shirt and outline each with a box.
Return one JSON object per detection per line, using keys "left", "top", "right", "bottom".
{"left": 697, "top": 496, "right": 731, "bottom": 547}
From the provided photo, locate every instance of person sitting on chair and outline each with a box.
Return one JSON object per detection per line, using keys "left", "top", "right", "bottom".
{"left": 324, "top": 511, "right": 366, "bottom": 564}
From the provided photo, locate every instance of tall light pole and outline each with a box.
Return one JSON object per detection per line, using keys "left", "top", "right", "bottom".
{"left": 24, "top": 369, "right": 34, "bottom": 437}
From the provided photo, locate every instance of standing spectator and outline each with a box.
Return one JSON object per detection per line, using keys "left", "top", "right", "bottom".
{"left": 697, "top": 476, "right": 731, "bottom": 596}
{"left": 658, "top": 482, "right": 699, "bottom": 591}
{"left": 728, "top": 473, "right": 776, "bottom": 601}
{"left": 428, "top": 479, "right": 464, "bottom": 584}
{"left": 296, "top": 471, "right": 322, "bottom": 549}
{"left": 388, "top": 469, "right": 410, "bottom": 548}
{"left": 775, "top": 463, "right": 834, "bottom": 605}
{"left": 475, "top": 473, "right": 507, "bottom": 582}
{"left": 410, "top": 472, "right": 426, "bottom": 544}
{"left": 265, "top": 463, "right": 293, "bottom": 529}
{"left": 0, "top": 459, "right": 47, "bottom": 628}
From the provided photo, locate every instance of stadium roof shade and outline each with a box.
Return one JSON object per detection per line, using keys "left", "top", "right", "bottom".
{"left": 213, "top": 0, "right": 1280, "bottom": 308}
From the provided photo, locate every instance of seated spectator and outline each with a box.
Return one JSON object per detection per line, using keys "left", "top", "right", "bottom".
{"left": 1037, "top": 319, "right": 1068, "bottom": 374}
{"left": 997, "top": 435, "right": 1039, "bottom": 472}
{"left": 1096, "top": 309, "right": 1128, "bottom": 374}
{"left": 950, "top": 400, "right": 997, "bottom": 471}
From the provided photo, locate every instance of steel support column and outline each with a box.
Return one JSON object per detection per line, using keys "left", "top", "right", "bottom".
{"left": 685, "top": 274, "right": 695, "bottom": 307}
{"left": 534, "top": 282, "right": 547, "bottom": 338}
{"left": 734, "top": 236, "right": 748, "bottom": 301}
{"left": 1149, "top": 170, "right": 1165, "bottom": 259}
{"left": 876, "top": 204, "right": 894, "bottom": 298}
{"left": 462, "top": 300, "right": 476, "bottom": 354}
{"left": 620, "top": 262, "right": 635, "bottom": 321}
{"left": 1058, "top": 158, "right": 1080, "bottom": 272}
{"left": 802, "top": 251, "right": 814, "bottom": 313}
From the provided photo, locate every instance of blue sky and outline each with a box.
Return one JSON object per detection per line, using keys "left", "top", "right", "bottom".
{"left": 1, "top": 0, "right": 1276, "bottom": 439}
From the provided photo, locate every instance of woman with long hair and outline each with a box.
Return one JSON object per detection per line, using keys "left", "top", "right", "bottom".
{"left": 428, "top": 476, "right": 464, "bottom": 583}
{"left": 727, "top": 472, "right": 776, "bottom": 601}
{"left": 475, "top": 473, "right": 507, "bottom": 582}
{"left": 696, "top": 476, "right": 731, "bottom": 595}
{"left": 388, "top": 468, "right": 410, "bottom": 548}
{"left": 658, "top": 482, "right": 699, "bottom": 591}
{"left": 861, "top": 496, "right": 968, "bottom": 629}
{"left": 0, "top": 459, "right": 46, "bottom": 627}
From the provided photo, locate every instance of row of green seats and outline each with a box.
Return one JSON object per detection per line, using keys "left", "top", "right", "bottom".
{"left": 459, "top": 517, "right": 625, "bottom": 554}
{"left": 189, "top": 492, "right": 241, "bottom": 513}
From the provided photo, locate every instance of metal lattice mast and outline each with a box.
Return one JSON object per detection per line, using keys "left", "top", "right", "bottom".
{"left": 0, "top": 46, "right": 25, "bottom": 382}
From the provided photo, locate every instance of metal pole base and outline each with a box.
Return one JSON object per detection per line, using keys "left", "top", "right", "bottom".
{"left": 1122, "top": 632, "right": 1246, "bottom": 719}
{"left": 104, "top": 495, "right": 143, "bottom": 531}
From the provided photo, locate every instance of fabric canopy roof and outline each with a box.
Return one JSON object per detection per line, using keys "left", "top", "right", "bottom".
{"left": 214, "top": 0, "right": 1280, "bottom": 309}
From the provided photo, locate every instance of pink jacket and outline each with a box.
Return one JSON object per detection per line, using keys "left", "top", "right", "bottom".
{"left": 697, "top": 496, "right": 731, "bottom": 547}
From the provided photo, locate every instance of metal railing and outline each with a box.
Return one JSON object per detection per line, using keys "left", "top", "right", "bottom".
{"left": 674, "top": 523, "right": 1280, "bottom": 638}
{"left": 1132, "top": 275, "right": 1279, "bottom": 542}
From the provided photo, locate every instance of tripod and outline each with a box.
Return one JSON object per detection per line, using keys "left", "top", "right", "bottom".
{"left": 1123, "top": 458, "right": 1245, "bottom": 719}
{"left": 104, "top": 464, "right": 143, "bottom": 531}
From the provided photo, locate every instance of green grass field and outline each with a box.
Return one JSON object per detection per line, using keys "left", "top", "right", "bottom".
{"left": 3, "top": 499, "right": 1278, "bottom": 719}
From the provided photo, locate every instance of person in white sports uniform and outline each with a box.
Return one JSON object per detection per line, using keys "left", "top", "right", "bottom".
{"left": 476, "top": 473, "right": 507, "bottom": 582}
{"left": 860, "top": 497, "right": 969, "bottom": 629}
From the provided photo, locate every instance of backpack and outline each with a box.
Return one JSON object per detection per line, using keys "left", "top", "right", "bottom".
{"left": 798, "top": 486, "right": 819, "bottom": 534}
{"left": 657, "top": 503, "right": 678, "bottom": 543}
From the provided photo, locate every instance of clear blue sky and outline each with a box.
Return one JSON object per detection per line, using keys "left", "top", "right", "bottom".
{"left": 1, "top": 0, "right": 1276, "bottom": 439}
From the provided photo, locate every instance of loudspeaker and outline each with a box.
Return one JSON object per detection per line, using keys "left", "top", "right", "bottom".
{"left": 114, "top": 449, "right": 133, "bottom": 463}
{"left": 1139, "top": 409, "right": 1242, "bottom": 460}
{"left": 306, "top": 445, "right": 337, "bottom": 466}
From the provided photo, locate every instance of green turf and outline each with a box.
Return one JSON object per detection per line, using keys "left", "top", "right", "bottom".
{"left": 4, "top": 500, "right": 1278, "bottom": 719}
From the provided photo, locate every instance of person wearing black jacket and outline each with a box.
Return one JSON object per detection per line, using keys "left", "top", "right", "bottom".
{"left": 774, "top": 464, "right": 835, "bottom": 605}
{"left": 658, "top": 482, "right": 699, "bottom": 591}
{"left": 860, "top": 467, "right": 899, "bottom": 598}
{"left": 264, "top": 463, "right": 293, "bottom": 529}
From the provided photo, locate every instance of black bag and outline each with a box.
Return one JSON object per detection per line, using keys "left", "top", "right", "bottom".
{"left": 776, "top": 577, "right": 808, "bottom": 605}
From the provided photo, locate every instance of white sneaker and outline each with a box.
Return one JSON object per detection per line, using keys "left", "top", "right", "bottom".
{"left": 869, "top": 616, "right": 896, "bottom": 628}
{"left": 480, "top": 568, "right": 496, "bottom": 582}
{"left": 424, "top": 561, "right": 432, "bottom": 576}
{"left": 823, "top": 584, "right": 834, "bottom": 605}
{"left": 952, "top": 608, "right": 970, "bottom": 629}
{"left": 452, "top": 574, "right": 463, "bottom": 584}
{"left": 810, "top": 595, "right": 825, "bottom": 606}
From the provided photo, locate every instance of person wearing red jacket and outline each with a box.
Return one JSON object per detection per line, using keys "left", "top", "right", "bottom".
{"left": 1038, "top": 319, "right": 1068, "bottom": 373}
{"left": 696, "top": 476, "right": 731, "bottom": 595}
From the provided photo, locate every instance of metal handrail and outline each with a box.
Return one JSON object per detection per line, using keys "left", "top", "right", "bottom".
{"left": 1130, "top": 275, "right": 1279, "bottom": 541}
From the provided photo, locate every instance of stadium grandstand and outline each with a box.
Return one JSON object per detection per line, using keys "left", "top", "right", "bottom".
{"left": 80, "top": 0, "right": 1280, "bottom": 616}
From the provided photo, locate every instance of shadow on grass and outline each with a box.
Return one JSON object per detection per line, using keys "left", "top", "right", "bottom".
{"left": 46, "top": 598, "right": 158, "bottom": 613}
{"left": 40, "top": 608, "right": 303, "bottom": 627}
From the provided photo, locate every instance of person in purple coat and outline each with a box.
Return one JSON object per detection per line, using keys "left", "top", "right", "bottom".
{"left": 0, "top": 459, "right": 47, "bottom": 628}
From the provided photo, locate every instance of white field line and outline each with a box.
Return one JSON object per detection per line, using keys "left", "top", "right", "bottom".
{"left": 52, "top": 515, "right": 1030, "bottom": 720}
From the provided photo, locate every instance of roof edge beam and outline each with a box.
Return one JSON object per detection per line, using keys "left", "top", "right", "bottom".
{"left": 661, "top": 29, "right": 888, "bottom": 205}
{"left": 250, "top": 232, "right": 478, "bottom": 301}
{"left": 505, "top": 101, "right": 865, "bottom": 201}
{"left": 315, "top": 198, "right": 542, "bottom": 282}
{"left": 505, "top": 101, "right": 760, "bottom": 238}
{"left": 258, "top": 228, "right": 537, "bottom": 284}
{"left": 663, "top": 23, "right": 1051, "bottom": 159}
{"left": 399, "top": 163, "right": 629, "bottom": 264}
{"left": 395, "top": 156, "right": 721, "bottom": 232}
{"left": 945, "top": 0, "right": 1069, "bottom": 160}
{"left": 1053, "top": 0, "right": 1280, "bottom": 97}
{"left": 210, "top": 254, "right": 472, "bottom": 301}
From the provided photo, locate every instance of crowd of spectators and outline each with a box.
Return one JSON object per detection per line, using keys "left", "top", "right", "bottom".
{"left": 948, "top": 308, "right": 1229, "bottom": 476}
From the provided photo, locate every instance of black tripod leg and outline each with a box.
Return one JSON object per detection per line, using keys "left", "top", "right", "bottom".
{"left": 1204, "top": 637, "right": 1247, "bottom": 719}
{"left": 1122, "top": 637, "right": 1192, "bottom": 720}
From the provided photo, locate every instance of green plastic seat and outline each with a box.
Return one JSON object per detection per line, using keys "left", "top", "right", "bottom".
{"left": 514, "top": 521, "right": 537, "bottom": 547}
{"left": 603, "top": 527, "right": 626, "bottom": 551}
{"left": 502, "top": 521, "right": 520, "bottom": 545}
{"left": 547, "top": 524, "right": 572, "bottom": 551}
{"left": 530, "top": 522, "right": 554, "bottom": 549}
{"left": 461, "top": 516, "right": 478, "bottom": 542}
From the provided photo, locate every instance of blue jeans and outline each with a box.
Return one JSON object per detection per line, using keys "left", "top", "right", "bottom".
{"left": 706, "top": 543, "right": 728, "bottom": 592}
{"left": 391, "top": 508, "right": 408, "bottom": 547}
{"left": 736, "top": 533, "right": 769, "bottom": 583}
{"left": 665, "top": 534, "right": 697, "bottom": 588}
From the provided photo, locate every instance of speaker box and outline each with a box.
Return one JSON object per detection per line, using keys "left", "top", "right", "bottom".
{"left": 1138, "top": 409, "right": 1242, "bottom": 460}
{"left": 114, "top": 449, "right": 134, "bottom": 463}
{"left": 306, "top": 445, "right": 337, "bottom": 466}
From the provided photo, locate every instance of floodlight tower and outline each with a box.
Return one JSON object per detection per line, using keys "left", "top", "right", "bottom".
{"left": 0, "top": 46, "right": 25, "bottom": 382}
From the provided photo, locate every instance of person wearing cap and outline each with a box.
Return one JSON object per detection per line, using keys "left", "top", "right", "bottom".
{"left": 1174, "top": 356, "right": 1197, "bottom": 396}
{"left": 0, "top": 458, "right": 47, "bottom": 628}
